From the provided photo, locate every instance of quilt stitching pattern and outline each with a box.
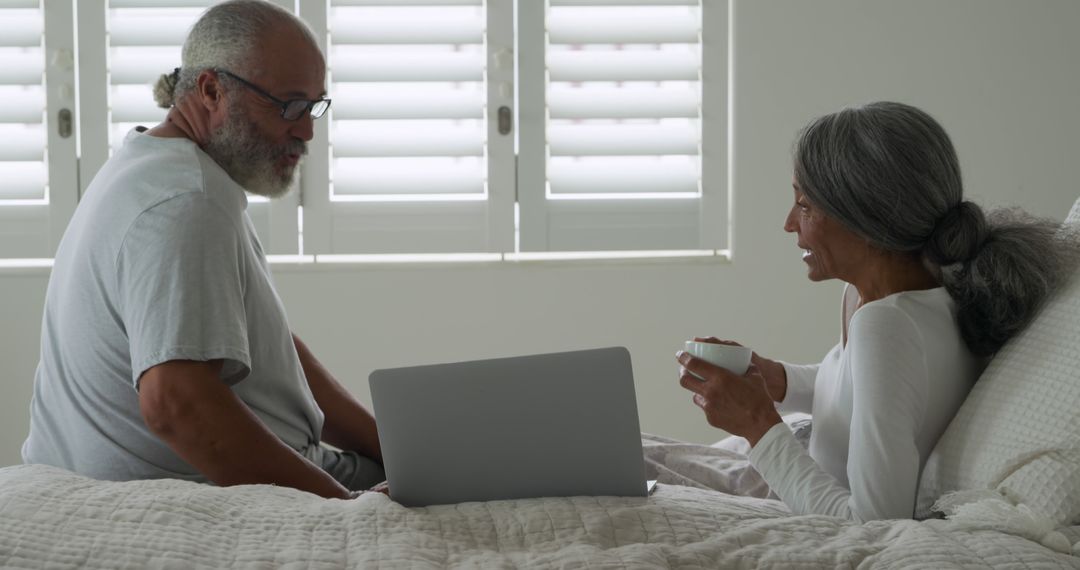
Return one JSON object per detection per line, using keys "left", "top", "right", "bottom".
{"left": 2, "top": 465, "right": 1078, "bottom": 568}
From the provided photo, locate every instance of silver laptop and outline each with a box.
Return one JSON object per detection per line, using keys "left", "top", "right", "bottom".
{"left": 369, "top": 346, "right": 648, "bottom": 507}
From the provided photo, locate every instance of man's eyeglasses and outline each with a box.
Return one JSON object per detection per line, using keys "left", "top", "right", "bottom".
{"left": 215, "top": 69, "right": 331, "bottom": 121}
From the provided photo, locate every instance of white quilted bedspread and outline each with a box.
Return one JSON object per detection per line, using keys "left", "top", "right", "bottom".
{"left": 1, "top": 465, "right": 1077, "bottom": 569}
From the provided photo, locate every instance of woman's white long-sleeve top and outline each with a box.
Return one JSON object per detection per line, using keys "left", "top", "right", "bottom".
{"left": 748, "top": 286, "right": 982, "bottom": 522}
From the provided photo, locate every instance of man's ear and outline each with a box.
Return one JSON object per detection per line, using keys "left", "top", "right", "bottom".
{"left": 195, "top": 70, "right": 226, "bottom": 115}
{"left": 193, "top": 69, "right": 230, "bottom": 131}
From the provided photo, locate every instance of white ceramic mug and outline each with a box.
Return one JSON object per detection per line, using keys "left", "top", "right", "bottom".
{"left": 683, "top": 340, "right": 752, "bottom": 377}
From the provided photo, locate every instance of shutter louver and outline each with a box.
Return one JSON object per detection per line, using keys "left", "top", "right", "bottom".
{"left": 1, "top": 0, "right": 77, "bottom": 258}
{"left": 328, "top": 2, "right": 487, "bottom": 200}
{"left": 302, "top": 0, "right": 512, "bottom": 255}
{"left": 107, "top": 2, "right": 212, "bottom": 153}
{"left": 97, "top": 0, "right": 296, "bottom": 254}
{"left": 0, "top": 3, "right": 47, "bottom": 202}
{"left": 519, "top": 0, "right": 725, "bottom": 252}
{"left": 546, "top": 3, "right": 701, "bottom": 200}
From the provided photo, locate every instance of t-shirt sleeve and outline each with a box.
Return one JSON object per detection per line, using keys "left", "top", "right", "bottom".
{"left": 116, "top": 193, "right": 252, "bottom": 388}
{"left": 750, "top": 303, "right": 928, "bottom": 522}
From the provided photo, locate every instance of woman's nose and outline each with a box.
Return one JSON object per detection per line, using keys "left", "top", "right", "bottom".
{"left": 783, "top": 207, "right": 798, "bottom": 233}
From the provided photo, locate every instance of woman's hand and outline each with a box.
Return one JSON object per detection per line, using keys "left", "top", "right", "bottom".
{"left": 166, "top": 94, "right": 213, "bottom": 147}
{"left": 677, "top": 351, "right": 782, "bottom": 447}
{"left": 693, "top": 337, "right": 788, "bottom": 403}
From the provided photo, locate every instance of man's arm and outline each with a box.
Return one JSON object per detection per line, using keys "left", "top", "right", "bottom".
{"left": 293, "top": 334, "right": 382, "bottom": 464}
{"left": 139, "top": 359, "right": 352, "bottom": 499}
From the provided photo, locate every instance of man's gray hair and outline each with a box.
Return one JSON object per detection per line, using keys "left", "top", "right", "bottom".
{"left": 152, "top": 0, "right": 318, "bottom": 108}
{"left": 794, "top": 101, "right": 1075, "bottom": 356}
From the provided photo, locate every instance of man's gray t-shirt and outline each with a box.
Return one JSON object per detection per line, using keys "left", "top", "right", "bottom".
{"left": 22, "top": 130, "right": 325, "bottom": 481}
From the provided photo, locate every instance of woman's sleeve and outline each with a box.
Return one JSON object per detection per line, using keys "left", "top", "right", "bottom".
{"left": 749, "top": 303, "right": 928, "bottom": 522}
{"left": 775, "top": 361, "right": 819, "bottom": 414}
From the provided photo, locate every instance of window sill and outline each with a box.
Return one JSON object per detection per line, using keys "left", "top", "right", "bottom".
{"left": 0, "top": 250, "right": 733, "bottom": 275}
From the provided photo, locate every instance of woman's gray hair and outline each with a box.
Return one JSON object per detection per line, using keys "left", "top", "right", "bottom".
{"left": 152, "top": 0, "right": 317, "bottom": 109}
{"left": 794, "top": 101, "right": 1074, "bottom": 356}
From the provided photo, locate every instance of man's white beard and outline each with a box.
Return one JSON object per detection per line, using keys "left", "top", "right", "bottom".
{"left": 202, "top": 102, "right": 306, "bottom": 198}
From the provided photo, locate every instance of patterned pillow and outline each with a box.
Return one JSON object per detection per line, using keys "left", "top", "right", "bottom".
{"left": 915, "top": 197, "right": 1080, "bottom": 523}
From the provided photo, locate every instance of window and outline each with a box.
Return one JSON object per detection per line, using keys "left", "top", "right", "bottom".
{"left": 0, "top": 0, "right": 77, "bottom": 259}
{"left": 301, "top": 0, "right": 514, "bottom": 254}
{"left": 77, "top": 0, "right": 297, "bottom": 254}
{"left": 519, "top": 0, "right": 725, "bottom": 252}
{"left": 2, "top": 0, "right": 727, "bottom": 260}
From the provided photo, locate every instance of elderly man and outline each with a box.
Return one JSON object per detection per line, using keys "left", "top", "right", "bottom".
{"left": 22, "top": 0, "right": 382, "bottom": 499}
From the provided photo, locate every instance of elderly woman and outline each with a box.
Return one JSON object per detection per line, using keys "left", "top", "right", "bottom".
{"left": 677, "top": 101, "right": 1071, "bottom": 522}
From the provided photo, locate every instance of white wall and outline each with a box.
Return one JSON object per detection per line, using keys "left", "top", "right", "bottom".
{"left": 1, "top": 0, "right": 1078, "bottom": 467}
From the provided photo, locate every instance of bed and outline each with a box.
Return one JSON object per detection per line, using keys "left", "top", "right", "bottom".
{"left": 0, "top": 462, "right": 1076, "bottom": 569}
{"left": 3, "top": 198, "right": 1080, "bottom": 569}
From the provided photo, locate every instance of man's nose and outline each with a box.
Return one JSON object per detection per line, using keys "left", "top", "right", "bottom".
{"left": 289, "top": 112, "right": 315, "bottom": 142}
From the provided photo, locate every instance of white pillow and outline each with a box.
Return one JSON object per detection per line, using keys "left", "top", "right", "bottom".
{"left": 915, "top": 196, "right": 1080, "bottom": 523}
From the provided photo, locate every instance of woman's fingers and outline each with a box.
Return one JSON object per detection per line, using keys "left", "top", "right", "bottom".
{"left": 676, "top": 351, "right": 720, "bottom": 385}
{"left": 679, "top": 370, "right": 708, "bottom": 395}
{"left": 678, "top": 350, "right": 782, "bottom": 438}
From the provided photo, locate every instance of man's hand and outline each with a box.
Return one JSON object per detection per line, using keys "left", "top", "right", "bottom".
{"left": 347, "top": 481, "right": 389, "bottom": 499}
{"left": 138, "top": 359, "right": 352, "bottom": 499}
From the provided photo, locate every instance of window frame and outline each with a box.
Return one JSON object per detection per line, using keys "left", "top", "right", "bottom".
{"left": 2, "top": 0, "right": 730, "bottom": 262}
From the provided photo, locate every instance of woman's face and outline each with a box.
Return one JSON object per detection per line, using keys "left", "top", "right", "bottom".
{"left": 783, "top": 180, "right": 870, "bottom": 282}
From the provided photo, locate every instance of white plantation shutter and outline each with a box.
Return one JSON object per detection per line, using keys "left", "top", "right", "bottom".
{"left": 0, "top": 3, "right": 46, "bottom": 203}
{"left": 76, "top": 0, "right": 299, "bottom": 254}
{"left": 105, "top": 1, "right": 211, "bottom": 156}
{"left": 0, "top": 0, "right": 76, "bottom": 258}
{"left": 302, "top": 0, "right": 515, "bottom": 254}
{"left": 7, "top": 1, "right": 729, "bottom": 262}
{"left": 518, "top": 0, "right": 727, "bottom": 252}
